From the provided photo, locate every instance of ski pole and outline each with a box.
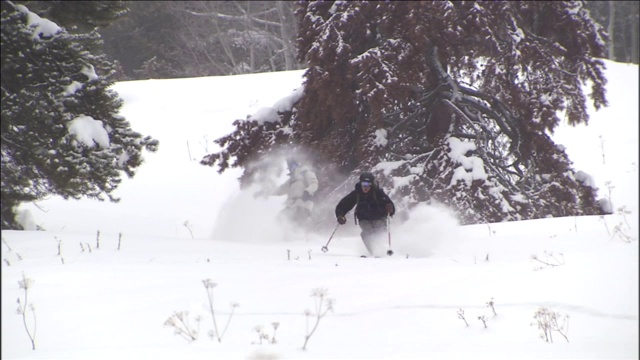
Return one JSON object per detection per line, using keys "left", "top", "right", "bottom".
{"left": 321, "top": 224, "right": 340, "bottom": 253}
{"left": 386, "top": 215, "right": 394, "bottom": 256}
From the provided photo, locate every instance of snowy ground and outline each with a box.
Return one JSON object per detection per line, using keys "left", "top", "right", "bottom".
{"left": 2, "top": 60, "right": 638, "bottom": 360}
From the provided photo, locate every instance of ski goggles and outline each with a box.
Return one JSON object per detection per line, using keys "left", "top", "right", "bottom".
{"left": 361, "top": 181, "right": 372, "bottom": 187}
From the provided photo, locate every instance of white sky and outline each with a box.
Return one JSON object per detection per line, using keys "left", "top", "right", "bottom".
{"left": 2, "top": 60, "right": 638, "bottom": 359}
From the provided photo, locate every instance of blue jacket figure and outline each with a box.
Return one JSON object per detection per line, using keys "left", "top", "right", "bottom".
{"left": 335, "top": 172, "right": 395, "bottom": 257}
{"left": 274, "top": 158, "right": 319, "bottom": 229}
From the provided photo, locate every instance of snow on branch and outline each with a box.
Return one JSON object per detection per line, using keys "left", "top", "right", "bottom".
{"left": 14, "top": 4, "right": 61, "bottom": 40}
{"left": 67, "top": 116, "right": 111, "bottom": 149}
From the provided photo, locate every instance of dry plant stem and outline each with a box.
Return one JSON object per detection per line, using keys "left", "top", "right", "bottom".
{"left": 533, "top": 307, "right": 569, "bottom": 343}
{"left": 175, "top": 314, "right": 197, "bottom": 341}
{"left": 604, "top": 207, "right": 634, "bottom": 242}
{"left": 2, "top": 237, "right": 12, "bottom": 251}
{"left": 183, "top": 221, "right": 194, "bottom": 239}
{"left": 302, "top": 291, "right": 333, "bottom": 350}
{"left": 533, "top": 258, "right": 559, "bottom": 267}
{"left": 205, "top": 285, "right": 221, "bottom": 342}
{"left": 271, "top": 322, "right": 279, "bottom": 344}
{"left": 253, "top": 325, "right": 267, "bottom": 344}
{"left": 21, "top": 289, "right": 37, "bottom": 349}
{"left": 203, "top": 280, "right": 237, "bottom": 343}
{"left": 487, "top": 298, "right": 497, "bottom": 316}
{"left": 531, "top": 252, "right": 564, "bottom": 268}
{"left": 600, "top": 216, "right": 611, "bottom": 236}
{"left": 605, "top": 181, "right": 614, "bottom": 206}
{"left": 18, "top": 274, "right": 37, "bottom": 350}
{"left": 557, "top": 322, "right": 569, "bottom": 343}
{"left": 478, "top": 315, "right": 488, "bottom": 328}
{"left": 165, "top": 312, "right": 198, "bottom": 342}
{"left": 618, "top": 206, "right": 630, "bottom": 228}
{"left": 218, "top": 305, "right": 237, "bottom": 342}
{"left": 612, "top": 223, "right": 634, "bottom": 242}
{"left": 457, "top": 309, "right": 469, "bottom": 326}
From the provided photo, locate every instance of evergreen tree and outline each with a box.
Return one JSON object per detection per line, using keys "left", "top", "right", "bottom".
{"left": 19, "top": 0, "right": 129, "bottom": 33}
{"left": 1, "top": 2, "right": 158, "bottom": 229}
{"left": 202, "top": 1, "right": 609, "bottom": 226}
{"left": 98, "top": 1, "right": 183, "bottom": 80}
{"left": 584, "top": 1, "right": 639, "bottom": 64}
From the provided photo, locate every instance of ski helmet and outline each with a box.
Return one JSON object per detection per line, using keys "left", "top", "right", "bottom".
{"left": 286, "top": 157, "right": 299, "bottom": 171}
{"left": 359, "top": 172, "right": 375, "bottom": 184}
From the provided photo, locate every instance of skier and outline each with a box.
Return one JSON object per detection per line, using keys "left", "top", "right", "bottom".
{"left": 335, "top": 171, "right": 395, "bottom": 257}
{"left": 273, "top": 158, "right": 319, "bottom": 230}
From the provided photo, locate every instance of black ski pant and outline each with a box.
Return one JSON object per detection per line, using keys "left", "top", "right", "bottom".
{"left": 358, "top": 218, "right": 386, "bottom": 256}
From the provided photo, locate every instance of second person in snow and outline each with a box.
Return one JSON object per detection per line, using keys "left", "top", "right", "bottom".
{"left": 274, "top": 158, "right": 319, "bottom": 231}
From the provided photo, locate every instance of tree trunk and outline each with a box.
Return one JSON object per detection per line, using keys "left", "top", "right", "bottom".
{"left": 631, "top": 11, "right": 639, "bottom": 64}
{"left": 276, "top": 1, "right": 296, "bottom": 70}
{"left": 608, "top": 1, "right": 615, "bottom": 60}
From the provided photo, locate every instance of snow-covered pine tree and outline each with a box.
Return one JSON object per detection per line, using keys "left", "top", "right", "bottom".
{"left": 17, "top": 0, "right": 129, "bottom": 33}
{"left": 1, "top": 2, "right": 158, "bottom": 229}
{"left": 201, "top": 1, "right": 609, "bottom": 226}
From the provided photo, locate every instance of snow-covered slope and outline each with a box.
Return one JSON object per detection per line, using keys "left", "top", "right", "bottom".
{"left": 2, "top": 60, "right": 638, "bottom": 360}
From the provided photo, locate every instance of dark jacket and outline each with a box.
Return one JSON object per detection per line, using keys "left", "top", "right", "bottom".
{"left": 335, "top": 183, "right": 395, "bottom": 221}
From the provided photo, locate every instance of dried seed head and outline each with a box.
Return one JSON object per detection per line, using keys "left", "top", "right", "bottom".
{"left": 202, "top": 279, "right": 217, "bottom": 289}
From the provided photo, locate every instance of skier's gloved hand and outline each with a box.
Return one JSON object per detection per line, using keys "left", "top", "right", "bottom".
{"left": 302, "top": 190, "right": 313, "bottom": 201}
{"left": 337, "top": 215, "right": 347, "bottom": 225}
{"left": 385, "top": 203, "right": 394, "bottom": 216}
